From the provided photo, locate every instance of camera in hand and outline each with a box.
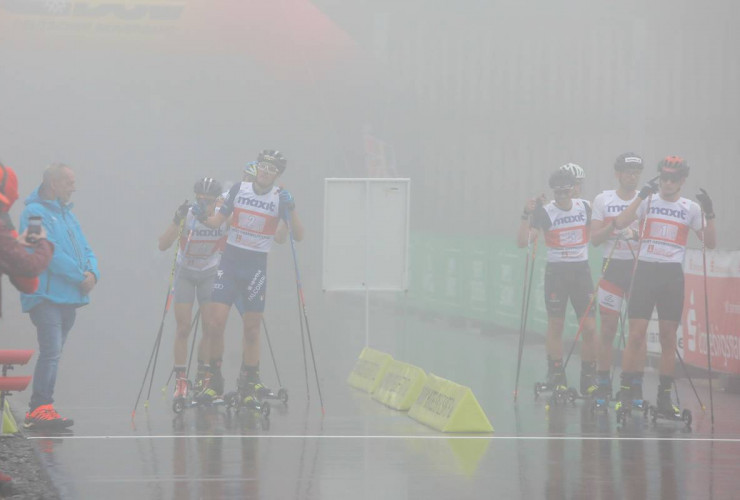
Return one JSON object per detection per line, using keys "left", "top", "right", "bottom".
{"left": 27, "top": 216, "right": 42, "bottom": 243}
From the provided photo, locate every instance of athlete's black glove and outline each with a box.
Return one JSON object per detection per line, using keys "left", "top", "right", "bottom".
{"left": 190, "top": 201, "right": 208, "bottom": 223}
{"left": 638, "top": 175, "right": 659, "bottom": 200}
{"left": 173, "top": 200, "right": 189, "bottom": 225}
{"left": 279, "top": 189, "right": 295, "bottom": 220}
{"left": 696, "top": 188, "right": 714, "bottom": 219}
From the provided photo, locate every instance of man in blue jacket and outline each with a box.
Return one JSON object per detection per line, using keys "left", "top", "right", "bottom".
{"left": 20, "top": 163, "right": 99, "bottom": 429}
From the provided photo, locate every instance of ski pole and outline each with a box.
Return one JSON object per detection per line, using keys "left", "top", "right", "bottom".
{"left": 514, "top": 232, "right": 538, "bottom": 402}
{"left": 132, "top": 215, "right": 197, "bottom": 421}
{"left": 145, "top": 217, "right": 198, "bottom": 406}
{"left": 611, "top": 188, "right": 656, "bottom": 386}
{"left": 562, "top": 241, "right": 620, "bottom": 370}
{"left": 675, "top": 347, "right": 704, "bottom": 411}
{"left": 285, "top": 211, "right": 325, "bottom": 415}
{"left": 700, "top": 206, "right": 715, "bottom": 428}
{"left": 262, "top": 318, "right": 283, "bottom": 389}
{"left": 132, "top": 218, "right": 187, "bottom": 421}
{"left": 296, "top": 287, "right": 310, "bottom": 399}
{"left": 610, "top": 234, "right": 636, "bottom": 388}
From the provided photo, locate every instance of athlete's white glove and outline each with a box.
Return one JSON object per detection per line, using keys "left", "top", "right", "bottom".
{"left": 617, "top": 227, "right": 636, "bottom": 241}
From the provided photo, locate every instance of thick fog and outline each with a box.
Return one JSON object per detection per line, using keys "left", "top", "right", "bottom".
{"left": 1, "top": 0, "right": 738, "bottom": 408}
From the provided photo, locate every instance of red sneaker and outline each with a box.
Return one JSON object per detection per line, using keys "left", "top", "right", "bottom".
{"left": 23, "top": 404, "right": 74, "bottom": 429}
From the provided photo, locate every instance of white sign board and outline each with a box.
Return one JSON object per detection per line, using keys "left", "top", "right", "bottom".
{"left": 323, "top": 178, "right": 410, "bottom": 291}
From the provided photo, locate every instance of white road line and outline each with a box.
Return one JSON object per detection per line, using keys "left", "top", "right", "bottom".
{"left": 25, "top": 435, "right": 740, "bottom": 443}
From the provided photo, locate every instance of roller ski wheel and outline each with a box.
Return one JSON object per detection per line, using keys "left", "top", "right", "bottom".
{"left": 240, "top": 395, "right": 269, "bottom": 414}
{"left": 277, "top": 388, "right": 289, "bottom": 405}
{"left": 171, "top": 377, "right": 192, "bottom": 413}
{"left": 615, "top": 401, "right": 631, "bottom": 425}
{"left": 224, "top": 391, "right": 240, "bottom": 410}
{"left": 172, "top": 397, "right": 187, "bottom": 414}
{"left": 592, "top": 397, "right": 609, "bottom": 413}
{"left": 649, "top": 404, "right": 692, "bottom": 429}
{"left": 546, "top": 386, "right": 575, "bottom": 407}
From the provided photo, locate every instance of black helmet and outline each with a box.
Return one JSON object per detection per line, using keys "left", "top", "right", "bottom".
{"left": 194, "top": 177, "right": 222, "bottom": 197}
{"left": 614, "top": 153, "right": 644, "bottom": 171}
{"left": 257, "top": 149, "right": 287, "bottom": 173}
{"left": 559, "top": 163, "right": 585, "bottom": 180}
{"left": 657, "top": 156, "right": 689, "bottom": 177}
{"left": 549, "top": 169, "right": 576, "bottom": 190}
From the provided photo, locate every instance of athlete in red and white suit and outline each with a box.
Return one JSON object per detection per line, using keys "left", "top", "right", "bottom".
{"left": 614, "top": 157, "right": 716, "bottom": 415}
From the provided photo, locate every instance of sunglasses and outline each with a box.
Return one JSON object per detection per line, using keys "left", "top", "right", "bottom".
{"left": 257, "top": 162, "right": 280, "bottom": 174}
{"left": 660, "top": 172, "right": 684, "bottom": 183}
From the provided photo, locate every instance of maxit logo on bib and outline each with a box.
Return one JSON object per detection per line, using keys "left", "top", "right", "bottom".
{"left": 237, "top": 197, "right": 277, "bottom": 211}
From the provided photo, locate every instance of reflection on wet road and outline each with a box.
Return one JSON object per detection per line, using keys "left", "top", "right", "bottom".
{"left": 21, "top": 299, "right": 740, "bottom": 499}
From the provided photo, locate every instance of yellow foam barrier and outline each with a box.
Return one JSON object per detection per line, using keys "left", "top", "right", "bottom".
{"left": 372, "top": 360, "right": 427, "bottom": 410}
{"left": 347, "top": 347, "right": 393, "bottom": 393}
{"left": 2, "top": 399, "right": 19, "bottom": 435}
{"left": 408, "top": 373, "right": 493, "bottom": 433}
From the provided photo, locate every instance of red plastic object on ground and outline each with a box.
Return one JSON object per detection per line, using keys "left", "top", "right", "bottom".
{"left": 0, "top": 350, "right": 35, "bottom": 434}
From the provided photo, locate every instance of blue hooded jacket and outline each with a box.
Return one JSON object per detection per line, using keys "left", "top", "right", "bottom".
{"left": 19, "top": 187, "right": 99, "bottom": 312}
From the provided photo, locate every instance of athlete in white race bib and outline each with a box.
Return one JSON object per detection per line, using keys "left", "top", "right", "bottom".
{"left": 197, "top": 150, "right": 305, "bottom": 400}
{"left": 589, "top": 153, "right": 644, "bottom": 400}
{"left": 614, "top": 156, "right": 717, "bottom": 418}
{"left": 518, "top": 168, "right": 597, "bottom": 396}
{"left": 158, "top": 177, "right": 227, "bottom": 401}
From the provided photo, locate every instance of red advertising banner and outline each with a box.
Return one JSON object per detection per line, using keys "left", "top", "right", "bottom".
{"left": 682, "top": 249, "right": 740, "bottom": 374}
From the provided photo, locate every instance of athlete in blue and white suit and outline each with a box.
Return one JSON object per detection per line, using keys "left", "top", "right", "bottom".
{"left": 197, "top": 150, "right": 304, "bottom": 396}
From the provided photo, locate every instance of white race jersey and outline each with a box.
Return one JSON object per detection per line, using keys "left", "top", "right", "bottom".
{"left": 177, "top": 210, "right": 228, "bottom": 271}
{"left": 591, "top": 190, "right": 640, "bottom": 260}
{"left": 636, "top": 194, "right": 703, "bottom": 264}
{"left": 220, "top": 181, "right": 281, "bottom": 253}
{"left": 534, "top": 199, "right": 591, "bottom": 263}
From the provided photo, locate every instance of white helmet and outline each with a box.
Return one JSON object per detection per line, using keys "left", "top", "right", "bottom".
{"left": 560, "top": 163, "right": 585, "bottom": 180}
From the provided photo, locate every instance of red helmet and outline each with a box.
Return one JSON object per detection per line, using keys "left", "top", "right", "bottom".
{"left": 657, "top": 156, "right": 689, "bottom": 177}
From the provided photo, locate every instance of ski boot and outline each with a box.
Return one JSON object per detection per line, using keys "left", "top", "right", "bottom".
{"left": 542, "top": 365, "right": 577, "bottom": 408}
{"left": 614, "top": 384, "right": 633, "bottom": 425}
{"left": 224, "top": 375, "right": 270, "bottom": 418}
{"left": 628, "top": 379, "right": 650, "bottom": 418}
{"left": 649, "top": 386, "right": 692, "bottom": 429}
{"left": 590, "top": 378, "right": 611, "bottom": 414}
{"left": 172, "top": 370, "right": 191, "bottom": 414}
{"left": 580, "top": 364, "right": 599, "bottom": 398}
{"left": 535, "top": 359, "right": 573, "bottom": 402}
{"left": 191, "top": 371, "right": 225, "bottom": 408}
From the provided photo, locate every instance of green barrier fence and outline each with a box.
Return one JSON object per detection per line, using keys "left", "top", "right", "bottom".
{"left": 405, "top": 232, "right": 605, "bottom": 338}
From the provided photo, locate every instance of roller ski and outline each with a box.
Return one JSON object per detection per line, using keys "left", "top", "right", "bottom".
{"left": 614, "top": 383, "right": 650, "bottom": 425}
{"left": 188, "top": 371, "right": 225, "bottom": 409}
{"left": 254, "top": 384, "right": 289, "bottom": 405}
{"left": 535, "top": 360, "right": 578, "bottom": 407}
{"left": 588, "top": 378, "right": 612, "bottom": 414}
{"left": 648, "top": 386, "right": 692, "bottom": 429}
{"left": 223, "top": 375, "right": 271, "bottom": 419}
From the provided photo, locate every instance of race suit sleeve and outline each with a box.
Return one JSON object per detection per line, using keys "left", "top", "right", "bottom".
{"left": 591, "top": 194, "right": 605, "bottom": 222}
{"left": 0, "top": 222, "right": 54, "bottom": 278}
